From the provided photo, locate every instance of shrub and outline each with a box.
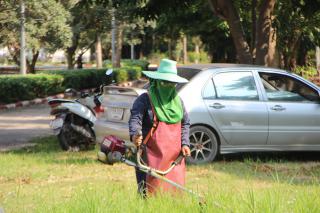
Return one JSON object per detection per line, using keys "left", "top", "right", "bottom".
{"left": 147, "top": 51, "right": 169, "bottom": 64}
{"left": 188, "top": 51, "right": 211, "bottom": 63}
{"left": 0, "top": 74, "right": 64, "bottom": 104}
{"left": 127, "top": 66, "right": 142, "bottom": 80}
{"left": 120, "top": 59, "right": 149, "bottom": 70}
{"left": 113, "top": 68, "right": 128, "bottom": 83}
{"left": 0, "top": 64, "right": 147, "bottom": 104}
{"left": 43, "top": 69, "right": 107, "bottom": 90}
{"left": 102, "top": 59, "right": 149, "bottom": 70}
{"left": 293, "top": 66, "right": 318, "bottom": 79}
{"left": 102, "top": 60, "right": 112, "bottom": 68}
{"left": 102, "top": 59, "right": 147, "bottom": 82}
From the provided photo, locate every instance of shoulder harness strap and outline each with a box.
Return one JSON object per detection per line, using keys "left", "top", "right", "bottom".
{"left": 142, "top": 92, "right": 159, "bottom": 145}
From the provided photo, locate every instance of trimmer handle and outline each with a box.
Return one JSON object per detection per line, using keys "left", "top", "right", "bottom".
{"left": 173, "top": 153, "right": 184, "bottom": 166}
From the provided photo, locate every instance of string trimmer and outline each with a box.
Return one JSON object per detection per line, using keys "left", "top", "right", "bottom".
{"left": 97, "top": 134, "right": 203, "bottom": 201}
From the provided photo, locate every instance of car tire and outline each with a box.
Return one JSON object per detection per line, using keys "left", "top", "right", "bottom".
{"left": 186, "top": 126, "right": 219, "bottom": 164}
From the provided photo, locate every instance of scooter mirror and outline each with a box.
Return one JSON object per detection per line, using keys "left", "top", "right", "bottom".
{"left": 64, "top": 88, "right": 77, "bottom": 98}
{"left": 106, "top": 69, "right": 113, "bottom": 76}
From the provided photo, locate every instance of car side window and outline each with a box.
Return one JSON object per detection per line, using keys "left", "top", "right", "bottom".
{"left": 202, "top": 79, "right": 216, "bottom": 99}
{"left": 259, "top": 72, "right": 319, "bottom": 102}
{"left": 212, "top": 72, "right": 259, "bottom": 100}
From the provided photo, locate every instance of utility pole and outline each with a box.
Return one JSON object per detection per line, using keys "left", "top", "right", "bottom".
{"left": 111, "top": 8, "right": 116, "bottom": 68}
{"left": 183, "top": 35, "right": 187, "bottom": 64}
{"left": 95, "top": 33, "right": 102, "bottom": 68}
{"left": 130, "top": 44, "right": 134, "bottom": 60}
{"left": 20, "top": 0, "right": 26, "bottom": 75}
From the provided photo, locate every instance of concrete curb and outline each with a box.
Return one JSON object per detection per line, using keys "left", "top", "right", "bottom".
{"left": 0, "top": 81, "right": 137, "bottom": 111}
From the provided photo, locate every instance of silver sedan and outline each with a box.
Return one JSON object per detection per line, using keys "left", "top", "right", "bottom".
{"left": 95, "top": 64, "right": 320, "bottom": 164}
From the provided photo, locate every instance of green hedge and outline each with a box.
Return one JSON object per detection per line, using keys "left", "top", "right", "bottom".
{"left": 102, "top": 59, "right": 147, "bottom": 83}
{"left": 103, "top": 59, "right": 149, "bottom": 70}
{"left": 0, "top": 60, "right": 147, "bottom": 104}
{"left": 0, "top": 74, "right": 64, "bottom": 104}
{"left": 43, "top": 69, "right": 107, "bottom": 90}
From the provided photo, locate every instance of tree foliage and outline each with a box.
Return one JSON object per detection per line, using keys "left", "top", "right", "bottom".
{"left": 275, "top": 0, "right": 320, "bottom": 69}
{"left": 114, "top": 0, "right": 319, "bottom": 68}
{"left": 0, "top": 0, "right": 72, "bottom": 73}
{"left": 63, "top": 0, "right": 112, "bottom": 69}
{"left": 1, "top": 0, "right": 319, "bottom": 71}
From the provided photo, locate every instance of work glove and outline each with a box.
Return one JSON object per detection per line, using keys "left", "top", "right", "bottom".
{"left": 132, "top": 134, "right": 143, "bottom": 147}
{"left": 181, "top": 145, "right": 191, "bottom": 157}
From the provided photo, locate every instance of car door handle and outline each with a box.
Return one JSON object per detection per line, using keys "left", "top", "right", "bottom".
{"left": 209, "top": 103, "right": 225, "bottom": 109}
{"left": 270, "top": 105, "right": 286, "bottom": 111}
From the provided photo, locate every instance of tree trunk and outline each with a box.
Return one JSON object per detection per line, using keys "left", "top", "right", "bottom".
{"left": 76, "top": 54, "right": 83, "bottom": 69}
{"left": 289, "top": 37, "right": 301, "bottom": 71}
{"left": 251, "top": 0, "right": 257, "bottom": 63}
{"left": 95, "top": 33, "right": 103, "bottom": 68}
{"left": 316, "top": 46, "right": 320, "bottom": 72}
{"left": 90, "top": 45, "right": 95, "bottom": 62}
{"left": 283, "top": 35, "right": 301, "bottom": 71}
{"left": 113, "top": 22, "right": 123, "bottom": 68}
{"left": 7, "top": 45, "right": 20, "bottom": 67}
{"left": 26, "top": 50, "right": 39, "bottom": 74}
{"left": 297, "top": 44, "right": 308, "bottom": 66}
{"left": 208, "top": 0, "right": 252, "bottom": 64}
{"left": 182, "top": 35, "right": 187, "bottom": 64}
{"left": 267, "top": 19, "right": 278, "bottom": 67}
{"left": 65, "top": 34, "right": 79, "bottom": 69}
{"left": 195, "top": 44, "right": 200, "bottom": 64}
{"left": 255, "top": 0, "right": 276, "bottom": 66}
{"left": 7, "top": 45, "right": 38, "bottom": 74}
{"left": 66, "top": 48, "right": 76, "bottom": 69}
{"left": 168, "top": 38, "right": 172, "bottom": 59}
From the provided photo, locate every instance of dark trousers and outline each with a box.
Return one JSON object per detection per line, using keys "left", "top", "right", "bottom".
{"left": 135, "top": 167, "right": 146, "bottom": 197}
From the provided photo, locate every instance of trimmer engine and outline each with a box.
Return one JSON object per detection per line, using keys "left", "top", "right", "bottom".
{"left": 97, "top": 135, "right": 202, "bottom": 201}
{"left": 97, "top": 135, "right": 136, "bottom": 165}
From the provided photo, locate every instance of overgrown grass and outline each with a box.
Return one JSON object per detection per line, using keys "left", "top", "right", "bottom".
{"left": 1, "top": 137, "right": 320, "bottom": 212}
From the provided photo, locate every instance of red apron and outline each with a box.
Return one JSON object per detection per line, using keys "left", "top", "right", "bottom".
{"left": 146, "top": 102, "right": 185, "bottom": 195}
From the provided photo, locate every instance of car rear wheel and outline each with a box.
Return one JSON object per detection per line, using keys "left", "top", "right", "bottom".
{"left": 187, "top": 126, "right": 219, "bottom": 164}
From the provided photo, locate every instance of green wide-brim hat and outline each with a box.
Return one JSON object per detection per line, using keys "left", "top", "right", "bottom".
{"left": 142, "top": 59, "right": 188, "bottom": 83}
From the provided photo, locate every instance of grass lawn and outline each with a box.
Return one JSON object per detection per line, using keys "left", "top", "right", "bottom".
{"left": 1, "top": 136, "right": 320, "bottom": 213}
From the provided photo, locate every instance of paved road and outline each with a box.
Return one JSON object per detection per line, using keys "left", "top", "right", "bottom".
{"left": 0, "top": 104, "right": 53, "bottom": 151}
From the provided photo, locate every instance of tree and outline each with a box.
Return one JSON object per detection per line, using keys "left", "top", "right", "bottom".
{"left": 123, "top": 18, "right": 155, "bottom": 59}
{"left": 111, "top": 0, "right": 237, "bottom": 62}
{"left": 0, "top": 0, "right": 72, "bottom": 73}
{"left": 208, "top": 0, "right": 252, "bottom": 64}
{"left": 63, "top": 1, "right": 112, "bottom": 69}
{"left": 275, "top": 0, "right": 320, "bottom": 70}
{"left": 78, "top": 0, "right": 320, "bottom": 70}
{"left": 208, "top": 0, "right": 278, "bottom": 65}
{"left": 255, "top": 0, "right": 276, "bottom": 66}
{"left": 80, "top": 0, "right": 155, "bottom": 67}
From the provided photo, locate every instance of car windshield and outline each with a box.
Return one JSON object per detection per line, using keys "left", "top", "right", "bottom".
{"left": 142, "top": 68, "right": 201, "bottom": 91}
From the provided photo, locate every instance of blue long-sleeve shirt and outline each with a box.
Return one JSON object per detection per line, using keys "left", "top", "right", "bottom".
{"left": 129, "top": 92, "right": 190, "bottom": 147}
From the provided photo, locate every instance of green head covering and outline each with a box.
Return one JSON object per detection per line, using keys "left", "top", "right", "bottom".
{"left": 149, "top": 79, "right": 183, "bottom": 124}
{"left": 142, "top": 59, "right": 188, "bottom": 83}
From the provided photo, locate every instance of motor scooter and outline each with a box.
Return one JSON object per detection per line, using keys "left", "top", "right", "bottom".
{"left": 48, "top": 69, "right": 113, "bottom": 151}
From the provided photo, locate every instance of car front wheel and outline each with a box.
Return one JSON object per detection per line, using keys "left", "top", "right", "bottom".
{"left": 186, "top": 126, "right": 219, "bottom": 164}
